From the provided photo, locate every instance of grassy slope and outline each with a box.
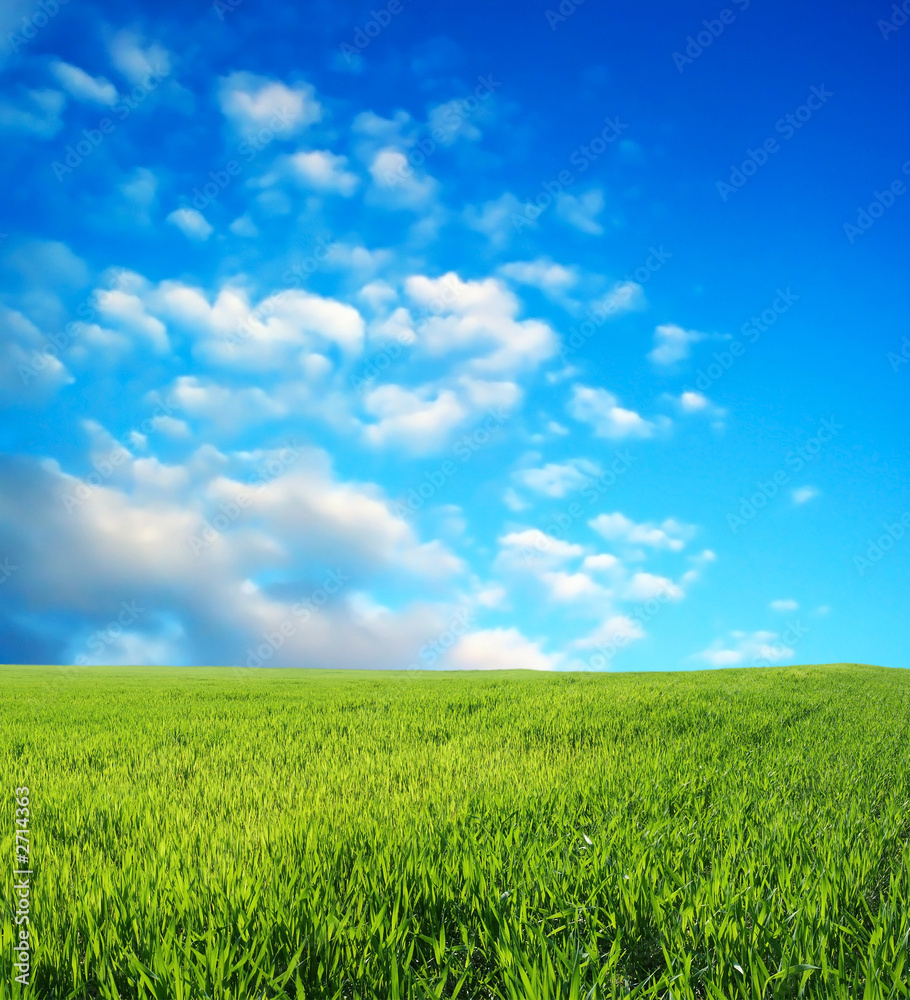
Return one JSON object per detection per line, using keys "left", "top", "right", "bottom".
{"left": 0, "top": 663, "right": 909, "bottom": 999}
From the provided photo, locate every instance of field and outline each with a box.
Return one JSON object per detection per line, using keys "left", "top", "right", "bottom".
{"left": 1, "top": 663, "right": 909, "bottom": 999}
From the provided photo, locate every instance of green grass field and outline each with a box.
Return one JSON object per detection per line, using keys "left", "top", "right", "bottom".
{"left": 1, "top": 663, "right": 909, "bottom": 999}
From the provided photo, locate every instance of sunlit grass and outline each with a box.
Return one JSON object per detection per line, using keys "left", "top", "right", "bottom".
{"left": 1, "top": 662, "right": 909, "bottom": 998}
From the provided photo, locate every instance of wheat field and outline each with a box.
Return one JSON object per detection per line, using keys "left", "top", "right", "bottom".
{"left": 1, "top": 663, "right": 909, "bottom": 999}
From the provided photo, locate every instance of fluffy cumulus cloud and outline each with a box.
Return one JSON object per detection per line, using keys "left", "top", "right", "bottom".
{"left": 513, "top": 458, "right": 600, "bottom": 498}
{"left": 446, "top": 628, "right": 557, "bottom": 671}
{"left": 109, "top": 31, "right": 172, "bottom": 84}
{"left": 404, "top": 273, "right": 558, "bottom": 376}
{"left": 567, "top": 385, "right": 667, "bottom": 440}
{"left": 287, "top": 150, "right": 359, "bottom": 195}
{"left": 498, "top": 259, "right": 578, "bottom": 300}
{"left": 693, "top": 630, "right": 795, "bottom": 669}
{"left": 589, "top": 512, "right": 696, "bottom": 552}
{"left": 218, "top": 72, "right": 322, "bottom": 137}
{"left": 49, "top": 61, "right": 118, "bottom": 105}
{"left": 0, "top": 445, "right": 469, "bottom": 669}
{"left": 648, "top": 324, "right": 707, "bottom": 366}
{"left": 166, "top": 208, "right": 213, "bottom": 241}
{"left": 556, "top": 189, "right": 605, "bottom": 235}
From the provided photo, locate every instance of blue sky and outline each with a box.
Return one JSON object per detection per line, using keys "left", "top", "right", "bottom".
{"left": 0, "top": 0, "right": 907, "bottom": 671}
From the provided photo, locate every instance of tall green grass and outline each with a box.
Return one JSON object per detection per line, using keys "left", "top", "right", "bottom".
{"left": 1, "top": 663, "right": 909, "bottom": 999}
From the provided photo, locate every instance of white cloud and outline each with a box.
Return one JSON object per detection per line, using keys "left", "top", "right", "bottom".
{"left": 166, "top": 207, "right": 213, "bottom": 242}
{"left": 109, "top": 31, "right": 171, "bottom": 85}
{"left": 694, "top": 630, "right": 794, "bottom": 668}
{"left": 362, "top": 384, "right": 467, "bottom": 453}
{"left": 582, "top": 553, "right": 622, "bottom": 574}
{"left": 169, "top": 376, "right": 286, "bottom": 429}
{"left": 463, "top": 192, "right": 525, "bottom": 247}
{"left": 567, "top": 385, "right": 665, "bottom": 440}
{"left": 556, "top": 189, "right": 605, "bottom": 235}
{"left": 350, "top": 109, "right": 413, "bottom": 155}
{"left": 368, "top": 147, "right": 438, "bottom": 208}
{"left": 93, "top": 287, "right": 169, "bottom": 353}
{"left": 4, "top": 239, "right": 90, "bottom": 289}
{"left": 678, "top": 391, "right": 711, "bottom": 413}
{"left": 149, "top": 415, "right": 191, "bottom": 438}
{"left": 573, "top": 614, "right": 645, "bottom": 650}
{"left": 287, "top": 150, "right": 359, "bottom": 195}
{"left": 498, "top": 258, "right": 578, "bottom": 302}
{"left": 594, "top": 280, "right": 646, "bottom": 316}
{"left": 229, "top": 215, "right": 259, "bottom": 238}
{"left": 496, "top": 529, "right": 584, "bottom": 571}
{"left": 648, "top": 324, "right": 707, "bottom": 366}
{"left": 667, "top": 390, "right": 727, "bottom": 426}
{"left": 541, "top": 570, "right": 610, "bottom": 604}
{"left": 0, "top": 451, "right": 467, "bottom": 670}
{"left": 589, "top": 511, "right": 696, "bottom": 552}
{"left": 770, "top": 599, "right": 799, "bottom": 612}
{"left": 362, "top": 376, "right": 519, "bottom": 455}
{"left": 792, "top": 486, "right": 819, "bottom": 505}
{"left": 120, "top": 167, "right": 158, "bottom": 220}
{"left": 622, "top": 572, "right": 683, "bottom": 601}
{"left": 514, "top": 458, "right": 599, "bottom": 498}
{"left": 218, "top": 72, "right": 321, "bottom": 138}
{"left": 405, "top": 273, "right": 557, "bottom": 376}
{"left": 502, "top": 487, "right": 529, "bottom": 512}
{"left": 93, "top": 276, "right": 365, "bottom": 374}
{"left": 427, "top": 99, "right": 482, "bottom": 145}
{"left": 446, "top": 628, "right": 555, "bottom": 671}
{"left": 49, "top": 60, "right": 117, "bottom": 105}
